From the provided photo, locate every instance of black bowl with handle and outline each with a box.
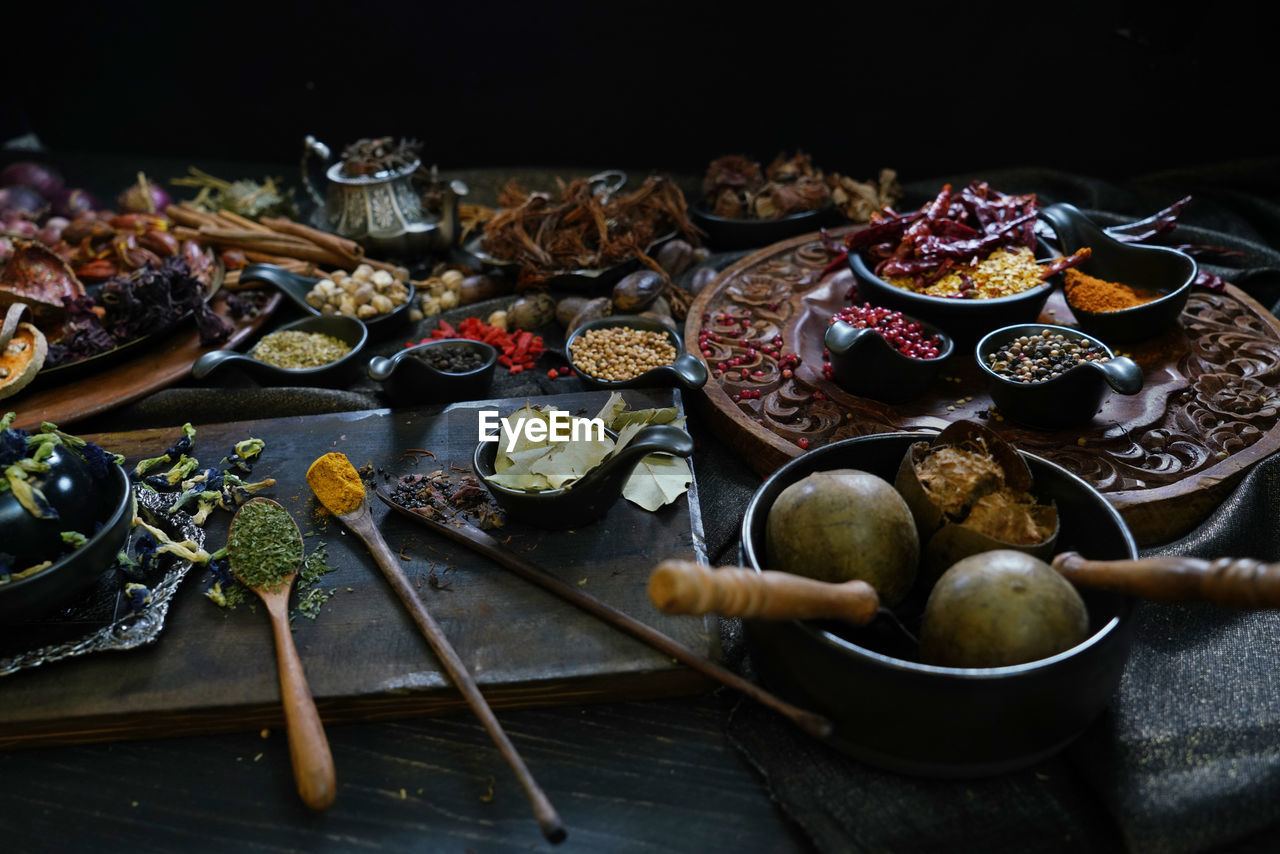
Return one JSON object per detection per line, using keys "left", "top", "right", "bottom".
{"left": 566, "top": 316, "right": 708, "bottom": 392}
{"left": 367, "top": 339, "right": 498, "bottom": 405}
{"left": 474, "top": 424, "right": 693, "bottom": 528}
{"left": 1040, "top": 203, "right": 1196, "bottom": 344}
{"left": 976, "top": 323, "right": 1144, "bottom": 429}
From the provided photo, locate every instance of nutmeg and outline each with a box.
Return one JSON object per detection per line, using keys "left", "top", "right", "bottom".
{"left": 612, "top": 270, "right": 666, "bottom": 312}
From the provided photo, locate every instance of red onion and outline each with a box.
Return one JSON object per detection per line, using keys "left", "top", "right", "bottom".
{"left": 0, "top": 161, "right": 64, "bottom": 197}
{"left": 3, "top": 218, "right": 39, "bottom": 239}
{"left": 0, "top": 185, "right": 47, "bottom": 217}
{"left": 37, "top": 216, "right": 70, "bottom": 245}
{"left": 51, "top": 187, "right": 98, "bottom": 219}
{"left": 117, "top": 172, "right": 171, "bottom": 214}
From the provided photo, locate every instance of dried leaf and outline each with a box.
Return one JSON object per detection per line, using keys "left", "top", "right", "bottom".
{"left": 622, "top": 454, "right": 692, "bottom": 511}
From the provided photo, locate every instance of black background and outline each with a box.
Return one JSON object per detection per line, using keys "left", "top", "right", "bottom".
{"left": 3, "top": 1, "right": 1274, "bottom": 185}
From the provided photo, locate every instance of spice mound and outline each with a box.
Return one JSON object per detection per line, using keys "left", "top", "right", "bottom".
{"left": 845, "top": 181, "right": 1091, "bottom": 298}
{"left": 305, "top": 264, "right": 411, "bottom": 320}
{"left": 830, "top": 304, "right": 944, "bottom": 359}
{"left": 883, "top": 246, "right": 1047, "bottom": 300}
{"left": 226, "top": 499, "right": 303, "bottom": 593}
{"left": 570, "top": 326, "right": 676, "bottom": 382}
{"left": 306, "top": 452, "right": 365, "bottom": 516}
{"left": 416, "top": 344, "right": 489, "bottom": 374}
{"left": 1063, "top": 269, "right": 1161, "bottom": 313}
{"left": 251, "top": 330, "right": 351, "bottom": 369}
{"left": 985, "top": 329, "right": 1110, "bottom": 384}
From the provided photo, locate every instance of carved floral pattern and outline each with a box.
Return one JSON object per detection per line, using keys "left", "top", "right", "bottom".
{"left": 694, "top": 232, "right": 1280, "bottom": 499}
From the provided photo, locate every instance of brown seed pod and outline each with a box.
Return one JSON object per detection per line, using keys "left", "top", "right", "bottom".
{"left": 612, "top": 270, "right": 666, "bottom": 312}
{"left": 555, "top": 295, "right": 590, "bottom": 328}
{"left": 688, "top": 265, "right": 718, "bottom": 296}
{"left": 655, "top": 239, "right": 696, "bottom": 277}
{"left": 565, "top": 297, "right": 612, "bottom": 337}
{"left": 895, "top": 420, "right": 1058, "bottom": 587}
{"left": 458, "top": 274, "right": 502, "bottom": 305}
{"left": 507, "top": 291, "right": 556, "bottom": 330}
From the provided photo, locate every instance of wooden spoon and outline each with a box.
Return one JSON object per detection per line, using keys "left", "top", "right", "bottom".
{"left": 650, "top": 553, "right": 1280, "bottom": 622}
{"left": 375, "top": 488, "right": 835, "bottom": 741}
{"left": 306, "top": 466, "right": 566, "bottom": 845}
{"left": 228, "top": 498, "right": 336, "bottom": 811}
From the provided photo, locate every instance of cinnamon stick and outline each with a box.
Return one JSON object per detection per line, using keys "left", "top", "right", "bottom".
{"left": 260, "top": 216, "right": 365, "bottom": 262}
{"left": 215, "top": 210, "right": 273, "bottom": 232}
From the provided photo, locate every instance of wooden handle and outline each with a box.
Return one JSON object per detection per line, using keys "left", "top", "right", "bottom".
{"left": 264, "top": 594, "right": 337, "bottom": 811}
{"left": 1053, "top": 552, "right": 1280, "bottom": 607}
{"left": 343, "top": 506, "right": 566, "bottom": 844}
{"left": 649, "top": 560, "right": 880, "bottom": 625}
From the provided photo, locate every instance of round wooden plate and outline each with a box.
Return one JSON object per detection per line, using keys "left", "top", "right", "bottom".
{"left": 685, "top": 227, "right": 1280, "bottom": 546}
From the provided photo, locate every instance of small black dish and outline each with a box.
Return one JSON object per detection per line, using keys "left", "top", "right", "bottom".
{"left": 191, "top": 314, "right": 368, "bottom": 387}
{"left": 238, "top": 263, "right": 415, "bottom": 341}
{"left": 848, "top": 245, "right": 1054, "bottom": 344}
{"left": 976, "top": 323, "right": 1144, "bottom": 429}
{"left": 690, "top": 202, "right": 834, "bottom": 251}
{"left": 740, "top": 432, "right": 1137, "bottom": 777}
{"left": 565, "top": 316, "right": 708, "bottom": 392}
{"left": 473, "top": 424, "right": 693, "bottom": 528}
{"left": 0, "top": 458, "right": 132, "bottom": 622}
{"left": 823, "top": 316, "right": 954, "bottom": 403}
{"left": 1040, "top": 203, "right": 1196, "bottom": 344}
{"left": 367, "top": 339, "right": 498, "bottom": 405}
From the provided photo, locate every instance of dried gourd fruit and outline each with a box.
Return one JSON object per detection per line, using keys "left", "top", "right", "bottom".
{"left": 895, "top": 420, "right": 1058, "bottom": 586}
{"left": 0, "top": 307, "right": 48, "bottom": 399}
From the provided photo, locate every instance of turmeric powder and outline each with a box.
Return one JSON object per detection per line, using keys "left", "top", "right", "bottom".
{"left": 1063, "top": 269, "right": 1161, "bottom": 313}
{"left": 306, "top": 452, "right": 366, "bottom": 515}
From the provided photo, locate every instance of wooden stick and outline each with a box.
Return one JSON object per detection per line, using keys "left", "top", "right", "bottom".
{"left": 649, "top": 560, "right": 879, "bottom": 623}
{"left": 330, "top": 499, "right": 565, "bottom": 844}
{"left": 1053, "top": 552, "right": 1280, "bottom": 607}
{"left": 375, "top": 492, "right": 834, "bottom": 742}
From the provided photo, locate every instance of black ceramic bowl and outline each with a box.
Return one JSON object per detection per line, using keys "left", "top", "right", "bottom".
{"left": 849, "top": 247, "right": 1054, "bottom": 343}
{"left": 566, "top": 316, "right": 708, "bottom": 392}
{"left": 1041, "top": 203, "right": 1197, "bottom": 344}
{"left": 740, "top": 432, "right": 1137, "bottom": 777}
{"left": 823, "top": 316, "right": 954, "bottom": 403}
{"left": 473, "top": 423, "right": 693, "bottom": 528}
{"left": 690, "top": 202, "right": 834, "bottom": 251}
{"left": 976, "top": 324, "right": 1144, "bottom": 429}
{"left": 367, "top": 339, "right": 498, "bottom": 405}
{"left": 0, "top": 458, "right": 132, "bottom": 622}
{"left": 191, "top": 315, "right": 369, "bottom": 387}
{"left": 238, "top": 263, "right": 416, "bottom": 341}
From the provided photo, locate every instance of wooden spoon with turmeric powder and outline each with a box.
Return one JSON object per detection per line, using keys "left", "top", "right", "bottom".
{"left": 227, "top": 498, "right": 336, "bottom": 811}
{"left": 305, "top": 452, "right": 566, "bottom": 845}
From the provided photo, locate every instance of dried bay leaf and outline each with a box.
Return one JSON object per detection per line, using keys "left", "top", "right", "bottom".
{"left": 623, "top": 454, "right": 692, "bottom": 511}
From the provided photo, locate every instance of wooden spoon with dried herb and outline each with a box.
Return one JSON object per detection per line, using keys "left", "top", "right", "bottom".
{"left": 227, "top": 497, "right": 336, "bottom": 811}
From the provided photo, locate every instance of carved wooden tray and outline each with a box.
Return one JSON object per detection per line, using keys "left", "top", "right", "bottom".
{"left": 685, "top": 228, "right": 1280, "bottom": 546}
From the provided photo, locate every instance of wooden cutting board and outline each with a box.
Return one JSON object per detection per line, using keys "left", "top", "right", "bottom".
{"left": 0, "top": 389, "right": 713, "bottom": 748}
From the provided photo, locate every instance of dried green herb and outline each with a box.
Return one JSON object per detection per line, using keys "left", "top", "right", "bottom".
{"left": 226, "top": 500, "right": 302, "bottom": 592}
